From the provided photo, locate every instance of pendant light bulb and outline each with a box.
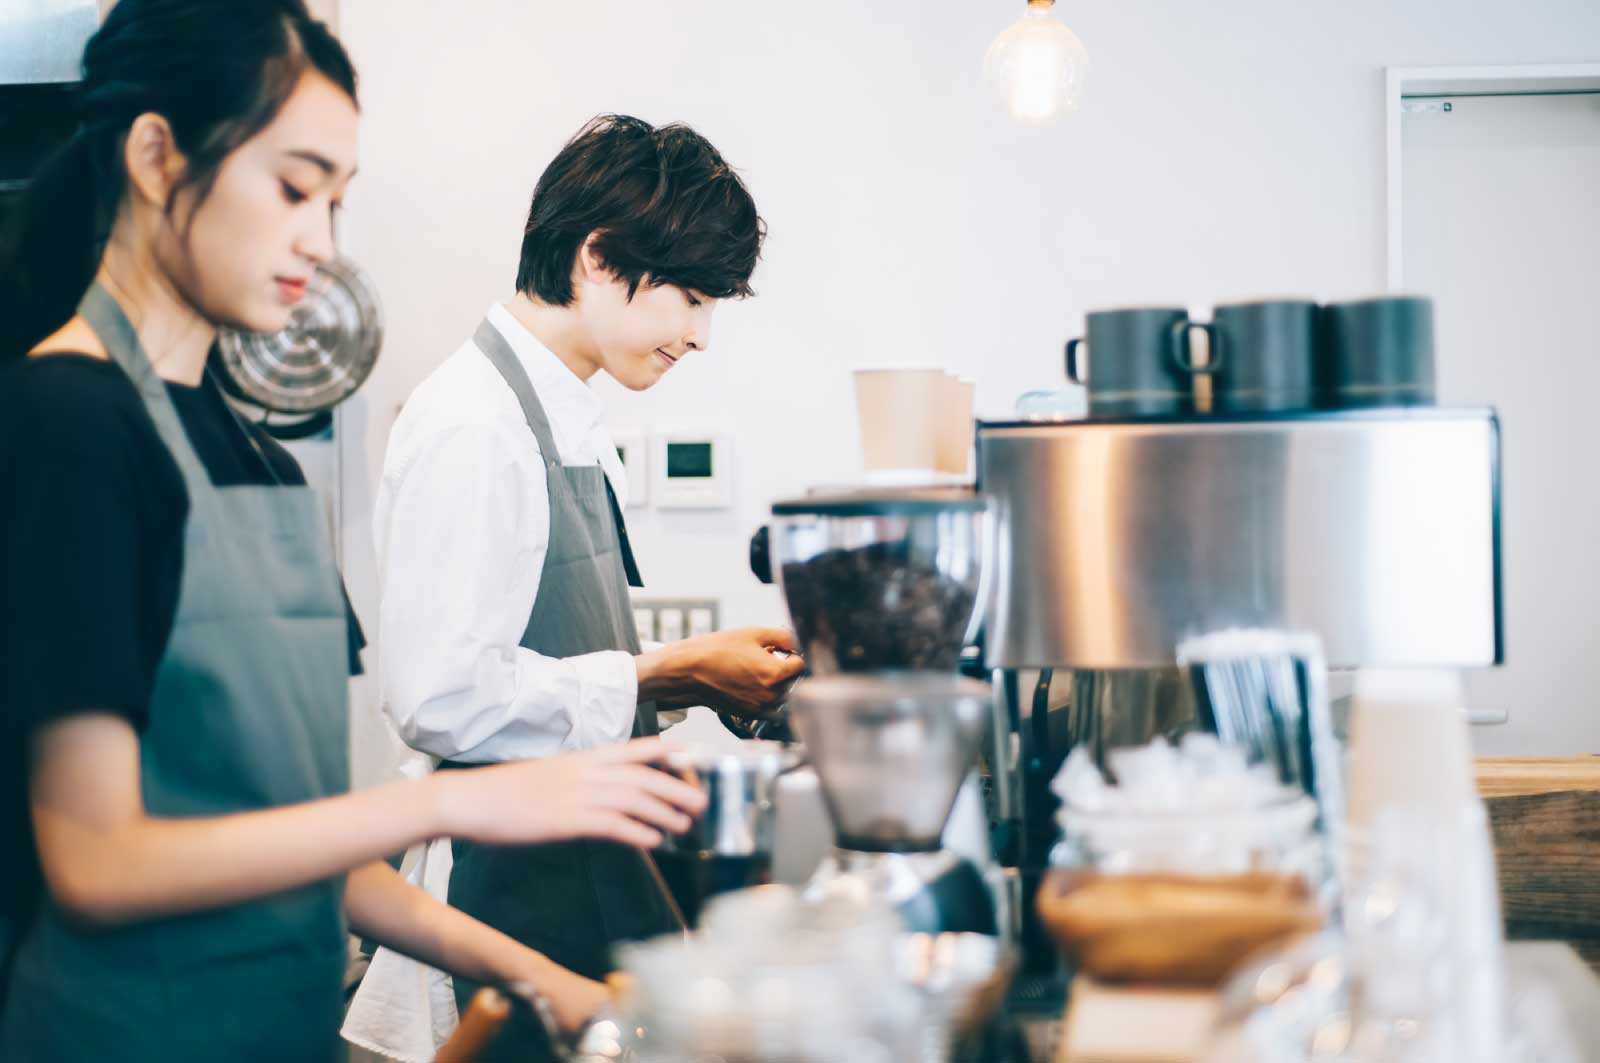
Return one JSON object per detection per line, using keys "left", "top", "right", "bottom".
{"left": 982, "top": 0, "right": 1089, "bottom": 126}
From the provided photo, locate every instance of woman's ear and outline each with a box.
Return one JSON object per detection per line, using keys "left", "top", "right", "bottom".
{"left": 121, "top": 112, "right": 188, "bottom": 209}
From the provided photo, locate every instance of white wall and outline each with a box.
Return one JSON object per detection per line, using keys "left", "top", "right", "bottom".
{"left": 332, "top": 0, "right": 1600, "bottom": 776}
{"left": 1403, "top": 90, "right": 1600, "bottom": 755}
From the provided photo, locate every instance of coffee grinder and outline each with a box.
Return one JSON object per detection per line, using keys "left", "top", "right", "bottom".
{"left": 762, "top": 487, "right": 1000, "bottom": 936}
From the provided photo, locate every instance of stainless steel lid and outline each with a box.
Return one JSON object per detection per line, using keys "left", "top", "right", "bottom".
{"left": 215, "top": 256, "right": 382, "bottom": 414}
{"left": 771, "top": 486, "right": 986, "bottom": 517}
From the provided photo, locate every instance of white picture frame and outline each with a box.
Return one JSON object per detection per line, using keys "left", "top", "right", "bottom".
{"left": 611, "top": 427, "right": 648, "bottom": 509}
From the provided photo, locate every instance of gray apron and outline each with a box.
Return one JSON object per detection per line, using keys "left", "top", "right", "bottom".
{"left": 445, "top": 319, "right": 673, "bottom": 1025}
{"left": 0, "top": 284, "right": 351, "bottom": 1063}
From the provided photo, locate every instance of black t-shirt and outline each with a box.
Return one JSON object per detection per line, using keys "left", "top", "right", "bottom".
{"left": 0, "top": 354, "right": 366, "bottom": 923}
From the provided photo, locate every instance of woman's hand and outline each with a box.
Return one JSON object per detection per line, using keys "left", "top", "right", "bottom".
{"left": 345, "top": 863, "right": 614, "bottom": 1039}
{"left": 507, "top": 968, "right": 613, "bottom": 1036}
{"left": 435, "top": 738, "right": 706, "bottom": 850}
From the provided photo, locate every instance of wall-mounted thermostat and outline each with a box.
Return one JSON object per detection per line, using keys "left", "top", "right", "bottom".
{"left": 611, "top": 427, "right": 648, "bottom": 509}
{"left": 651, "top": 429, "right": 733, "bottom": 509}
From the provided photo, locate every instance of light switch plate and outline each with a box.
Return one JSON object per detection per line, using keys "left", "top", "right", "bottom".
{"left": 632, "top": 607, "right": 654, "bottom": 646}
{"left": 687, "top": 607, "right": 715, "bottom": 638}
{"left": 657, "top": 608, "right": 685, "bottom": 642}
{"left": 631, "top": 597, "right": 720, "bottom": 642}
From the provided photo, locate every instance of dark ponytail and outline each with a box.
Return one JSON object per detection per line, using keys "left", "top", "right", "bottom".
{"left": 0, "top": 132, "right": 115, "bottom": 359}
{"left": 0, "top": 0, "right": 358, "bottom": 360}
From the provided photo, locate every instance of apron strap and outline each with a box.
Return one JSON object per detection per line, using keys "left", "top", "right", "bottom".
{"left": 473, "top": 319, "right": 564, "bottom": 477}
{"left": 473, "top": 317, "right": 644, "bottom": 588}
{"left": 0, "top": 909, "right": 20, "bottom": 1016}
{"left": 76, "top": 282, "right": 217, "bottom": 499}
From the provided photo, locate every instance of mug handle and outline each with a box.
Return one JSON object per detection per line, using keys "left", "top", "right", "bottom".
{"left": 1171, "top": 320, "right": 1222, "bottom": 375}
{"left": 1065, "top": 337, "right": 1088, "bottom": 385}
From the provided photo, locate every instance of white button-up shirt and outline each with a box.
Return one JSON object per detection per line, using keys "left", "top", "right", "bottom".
{"left": 373, "top": 303, "right": 638, "bottom": 764}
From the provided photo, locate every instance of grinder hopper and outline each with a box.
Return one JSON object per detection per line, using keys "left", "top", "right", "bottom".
{"left": 766, "top": 488, "right": 989, "bottom": 675}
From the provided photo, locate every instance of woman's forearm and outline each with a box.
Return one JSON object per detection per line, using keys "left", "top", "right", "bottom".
{"left": 30, "top": 713, "right": 449, "bottom": 926}
{"left": 346, "top": 861, "right": 554, "bottom": 987}
{"left": 38, "top": 779, "right": 449, "bottom": 926}
{"left": 30, "top": 713, "right": 700, "bottom": 936}
{"left": 345, "top": 861, "right": 609, "bottom": 1033}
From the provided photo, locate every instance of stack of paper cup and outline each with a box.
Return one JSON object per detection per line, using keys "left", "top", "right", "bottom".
{"left": 1345, "top": 669, "right": 1506, "bottom": 1063}
{"left": 1346, "top": 670, "right": 1475, "bottom": 826}
{"left": 852, "top": 365, "right": 974, "bottom": 485}
{"left": 935, "top": 376, "right": 976, "bottom": 480}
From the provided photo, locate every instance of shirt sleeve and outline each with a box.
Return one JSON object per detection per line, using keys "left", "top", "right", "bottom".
{"left": 374, "top": 421, "right": 638, "bottom": 764}
{"left": 1, "top": 385, "right": 164, "bottom": 737}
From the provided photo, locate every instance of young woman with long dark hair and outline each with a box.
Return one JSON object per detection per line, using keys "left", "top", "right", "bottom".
{"left": 0, "top": 3, "right": 704, "bottom": 1060}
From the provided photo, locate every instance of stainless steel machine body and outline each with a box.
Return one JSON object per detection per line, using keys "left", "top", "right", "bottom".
{"left": 980, "top": 409, "right": 1502, "bottom": 671}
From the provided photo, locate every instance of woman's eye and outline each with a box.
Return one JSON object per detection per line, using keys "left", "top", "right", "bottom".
{"left": 280, "top": 180, "right": 309, "bottom": 205}
{"left": 685, "top": 292, "right": 702, "bottom": 308}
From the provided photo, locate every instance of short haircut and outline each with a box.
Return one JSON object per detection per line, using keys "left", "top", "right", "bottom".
{"left": 515, "top": 114, "right": 765, "bottom": 306}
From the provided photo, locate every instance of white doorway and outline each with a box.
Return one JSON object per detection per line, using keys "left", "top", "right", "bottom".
{"left": 1391, "top": 66, "right": 1600, "bottom": 756}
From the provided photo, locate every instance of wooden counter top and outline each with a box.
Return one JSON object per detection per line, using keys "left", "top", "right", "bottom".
{"left": 1476, "top": 755, "right": 1600, "bottom": 798}
{"left": 1473, "top": 756, "right": 1600, "bottom": 971}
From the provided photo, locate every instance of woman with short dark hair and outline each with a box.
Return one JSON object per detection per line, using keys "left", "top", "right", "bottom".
{"left": 0, "top": 4, "right": 704, "bottom": 1060}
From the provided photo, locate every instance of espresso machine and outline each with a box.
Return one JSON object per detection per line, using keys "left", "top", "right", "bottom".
{"left": 758, "top": 488, "right": 1004, "bottom": 936}
{"left": 976, "top": 407, "right": 1504, "bottom": 970}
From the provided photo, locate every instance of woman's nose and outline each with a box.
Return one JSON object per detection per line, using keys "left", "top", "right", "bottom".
{"left": 295, "top": 211, "right": 336, "bottom": 265}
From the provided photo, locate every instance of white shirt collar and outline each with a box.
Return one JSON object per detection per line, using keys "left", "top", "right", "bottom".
{"left": 482, "top": 302, "right": 627, "bottom": 506}
{"left": 484, "top": 302, "right": 605, "bottom": 441}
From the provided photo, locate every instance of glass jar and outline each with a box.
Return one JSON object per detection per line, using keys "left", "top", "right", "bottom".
{"left": 1038, "top": 793, "right": 1327, "bottom": 986}
{"left": 602, "top": 888, "right": 927, "bottom": 1063}
{"left": 1052, "top": 791, "right": 1324, "bottom": 878}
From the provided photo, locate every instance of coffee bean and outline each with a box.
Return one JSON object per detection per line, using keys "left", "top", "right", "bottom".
{"left": 781, "top": 541, "right": 975, "bottom": 672}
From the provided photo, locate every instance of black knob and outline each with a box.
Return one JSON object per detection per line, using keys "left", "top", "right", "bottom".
{"left": 749, "top": 525, "right": 772, "bottom": 584}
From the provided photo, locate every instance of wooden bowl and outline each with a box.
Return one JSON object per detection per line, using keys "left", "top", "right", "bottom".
{"left": 1036, "top": 869, "right": 1323, "bottom": 987}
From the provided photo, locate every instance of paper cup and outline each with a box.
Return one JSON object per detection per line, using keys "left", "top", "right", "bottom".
{"left": 852, "top": 365, "right": 945, "bottom": 481}
{"left": 1344, "top": 669, "right": 1475, "bottom": 830}
{"left": 935, "top": 375, "right": 976, "bottom": 478}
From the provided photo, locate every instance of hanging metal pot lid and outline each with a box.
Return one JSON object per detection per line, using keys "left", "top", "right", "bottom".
{"left": 215, "top": 256, "right": 382, "bottom": 414}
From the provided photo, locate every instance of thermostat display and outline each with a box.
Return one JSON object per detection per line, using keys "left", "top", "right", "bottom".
{"left": 666, "top": 442, "right": 715, "bottom": 480}
{"left": 652, "top": 430, "right": 733, "bottom": 509}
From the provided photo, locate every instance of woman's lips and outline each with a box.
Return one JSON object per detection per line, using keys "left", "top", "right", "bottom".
{"left": 655, "top": 348, "right": 677, "bottom": 369}
{"left": 275, "top": 277, "right": 308, "bottom": 303}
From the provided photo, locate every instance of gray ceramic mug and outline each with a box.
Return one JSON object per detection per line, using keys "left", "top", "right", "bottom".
{"left": 1065, "top": 307, "right": 1212, "bottom": 417}
{"left": 1184, "top": 299, "right": 1320, "bottom": 413}
{"left": 1318, "top": 296, "right": 1436, "bottom": 407}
